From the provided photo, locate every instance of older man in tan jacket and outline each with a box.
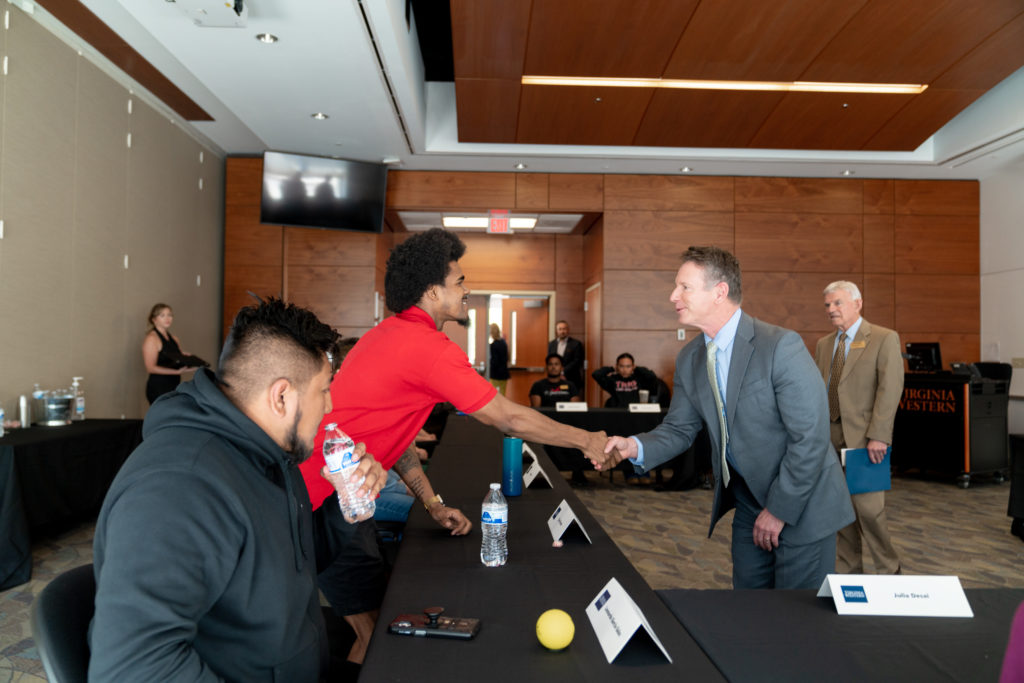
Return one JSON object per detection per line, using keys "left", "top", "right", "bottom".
{"left": 815, "top": 280, "right": 904, "bottom": 574}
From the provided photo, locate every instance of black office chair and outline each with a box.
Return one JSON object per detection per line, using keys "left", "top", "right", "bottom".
{"left": 30, "top": 563, "right": 95, "bottom": 683}
{"left": 972, "top": 361, "right": 1013, "bottom": 381}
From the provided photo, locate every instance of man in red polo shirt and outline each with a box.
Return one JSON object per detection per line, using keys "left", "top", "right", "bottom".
{"left": 300, "top": 228, "right": 607, "bottom": 670}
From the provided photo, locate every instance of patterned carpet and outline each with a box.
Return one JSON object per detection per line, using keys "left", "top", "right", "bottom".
{"left": 2, "top": 472, "right": 1022, "bottom": 680}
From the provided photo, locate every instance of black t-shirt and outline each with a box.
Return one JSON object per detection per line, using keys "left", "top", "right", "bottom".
{"left": 529, "top": 378, "right": 579, "bottom": 406}
{"left": 591, "top": 366, "right": 662, "bottom": 407}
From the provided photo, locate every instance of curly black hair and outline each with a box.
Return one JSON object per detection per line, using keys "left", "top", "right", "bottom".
{"left": 217, "top": 297, "right": 340, "bottom": 397}
{"left": 385, "top": 228, "right": 466, "bottom": 313}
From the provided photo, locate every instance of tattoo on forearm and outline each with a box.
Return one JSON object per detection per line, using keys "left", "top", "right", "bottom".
{"left": 395, "top": 449, "right": 430, "bottom": 500}
{"left": 394, "top": 448, "right": 418, "bottom": 476}
{"left": 407, "top": 475, "right": 428, "bottom": 501}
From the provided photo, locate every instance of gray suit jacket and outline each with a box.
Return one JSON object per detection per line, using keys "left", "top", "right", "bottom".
{"left": 637, "top": 312, "right": 854, "bottom": 544}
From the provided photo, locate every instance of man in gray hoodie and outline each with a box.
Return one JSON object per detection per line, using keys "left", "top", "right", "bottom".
{"left": 89, "top": 298, "right": 385, "bottom": 681}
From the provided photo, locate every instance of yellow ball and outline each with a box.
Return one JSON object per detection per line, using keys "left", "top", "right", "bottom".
{"left": 536, "top": 609, "right": 575, "bottom": 650}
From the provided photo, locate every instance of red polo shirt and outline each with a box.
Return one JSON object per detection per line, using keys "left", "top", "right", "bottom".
{"left": 300, "top": 306, "right": 497, "bottom": 509}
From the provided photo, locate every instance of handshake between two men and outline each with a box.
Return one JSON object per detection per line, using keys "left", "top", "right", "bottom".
{"left": 578, "top": 434, "right": 635, "bottom": 472}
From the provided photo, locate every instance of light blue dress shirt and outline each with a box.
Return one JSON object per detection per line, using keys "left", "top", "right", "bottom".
{"left": 833, "top": 316, "right": 862, "bottom": 360}
{"left": 631, "top": 309, "right": 743, "bottom": 469}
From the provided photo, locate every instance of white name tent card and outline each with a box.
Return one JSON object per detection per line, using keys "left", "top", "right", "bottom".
{"left": 628, "top": 403, "right": 661, "bottom": 413}
{"left": 585, "top": 577, "right": 672, "bottom": 664}
{"left": 817, "top": 574, "right": 973, "bottom": 617}
{"left": 547, "top": 499, "right": 592, "bottom": 544}
{"left": 523, "top": 458, "right": 553, "bottom": 489}
{"left": 521, "top": 443, "right": 552, "bottom": 488}
{"left": 555, "top": 401, "right": 588, "bottom": 412}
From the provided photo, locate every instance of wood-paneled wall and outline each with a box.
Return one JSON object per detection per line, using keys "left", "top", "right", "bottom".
{"left": 224, "top": 165, "right": 979, "bottom": 408}
{"left": 601, "top": 176, "right": 978, "bottom": 388}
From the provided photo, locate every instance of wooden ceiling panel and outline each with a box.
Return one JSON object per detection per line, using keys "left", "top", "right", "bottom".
{"left": 663, "top": 0, "right": 867, "bottom": 81}
{"left": 450, "top": 0, "right": 531, "bottom": 79}
{"left": 523, "top": 0, "right": 698, "bottom": 77}
{"left": 750, "top": 92, "right": 916, "bottom": 150}
{"left": 802, "top": 0, "right": 1024, "bottom": 84}
{"left": 516, "top": 85, "right": 653, "bottom": 146}
{"left": 455, "top": 79, "right": 521, "bottom": 143}
{"left": 862, "top": 88, "right": 984, "bottom": 151}
{"left": 450, "top": 0, "right": 1024, "bottom": 151}
{"left": 634, "top": 90, "right": 784, "bottom": 147}
{"left": 931, "top": 12, "right": 1024, "bottom": 90}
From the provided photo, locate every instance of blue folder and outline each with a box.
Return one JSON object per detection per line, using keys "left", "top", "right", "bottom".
{"left": 841, "top": 446, "right": 892, "bottom": 495}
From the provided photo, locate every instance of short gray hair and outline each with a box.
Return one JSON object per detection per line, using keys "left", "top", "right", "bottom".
{"left": 823, "top": 280, "right": 862, "bottom": 300}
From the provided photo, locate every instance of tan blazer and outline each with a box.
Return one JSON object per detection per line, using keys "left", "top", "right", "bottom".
{"left": 814, "top": 319, "right": 904, "bottom": 449}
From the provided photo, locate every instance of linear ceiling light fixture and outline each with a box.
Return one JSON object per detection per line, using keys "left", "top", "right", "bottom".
{"left": 522, "top": 76, "right": 927, "bottom": 95}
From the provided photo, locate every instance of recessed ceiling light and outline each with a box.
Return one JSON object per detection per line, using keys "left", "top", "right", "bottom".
{"left": 841, "top": 169, "right": 855, "bottom": 176}
{"left": 514, "top": 163, "right": 527, "bottom": 170}
{"left": 255, "top": 33, "right": 278, "bottom": 44}
{"left": 311, "top": 112, "right": 329, "bottom": 120}
{"left": 382, "top": 156, "right": 401, "bottom": 165}
{"left": 680, "top": 166, "right": 692, "bottom": 173}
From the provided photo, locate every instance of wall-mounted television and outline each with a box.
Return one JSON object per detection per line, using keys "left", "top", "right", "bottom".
{"left": 260, "top": 151, "right": 387, "bottom": 233}
{"left": 905, "top": 342, "right": 943, "bottom": 372}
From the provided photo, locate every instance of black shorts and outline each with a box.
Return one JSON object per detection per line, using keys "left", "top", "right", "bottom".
{"left": 316, "top": 513, "right": 387, "bottom": 617}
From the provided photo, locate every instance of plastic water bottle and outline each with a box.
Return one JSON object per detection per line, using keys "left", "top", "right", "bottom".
{"left": 71, "top": 377, "right": 85, "bottom": 421}
{"left": 0, "top": 402, "right": 5, "bottom": 437}
{"left": 480, "top": 483, "right": 508, "bottom": 567}
{"left": 322, "top": 423, "right": 375, "bottom": 524}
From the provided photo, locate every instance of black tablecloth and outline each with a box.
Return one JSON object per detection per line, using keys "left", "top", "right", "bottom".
{"left": 533, "top": 406, "right": 666, "bottom": 436}
{"left": 658, "top": 587, "right": 1024, "bottom": 682}
{"left": 360, "top": 416, "right": 724, "bottom": 681}
{"left": 0, "top": 419, "right": 142, "bottom": 590}
{"left": 535, "top": 406, "right": 711, "bottom": 488}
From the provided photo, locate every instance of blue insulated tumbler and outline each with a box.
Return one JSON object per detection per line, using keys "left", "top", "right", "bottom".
{"left": 502, "top": 436, "right": 523, "bottom": 497}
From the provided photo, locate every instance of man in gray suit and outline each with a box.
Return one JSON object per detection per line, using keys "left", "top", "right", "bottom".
{"left": 595, "top": 246, "right": 854, "bottom": 589}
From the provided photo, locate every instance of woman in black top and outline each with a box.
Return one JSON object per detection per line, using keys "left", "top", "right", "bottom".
{"left": 488, "top": 323, "right": 510, "bottom": 396}
{"left": 142, "top": 303, "right": 197, "bottom": 404}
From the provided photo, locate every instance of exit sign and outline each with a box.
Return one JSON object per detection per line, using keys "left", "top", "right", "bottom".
{"left": 488, "top": 209, "right": 509, "bottom": 234}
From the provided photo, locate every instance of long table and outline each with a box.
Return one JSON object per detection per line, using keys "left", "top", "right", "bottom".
{"left": 360, "top": 416, "right": 724, "bottom": 681}
{"left": 659, "top": 587, "right": 1024, "bottom": 682}
{"left": 0, "top": 419, "right": 142, "bottom": 590}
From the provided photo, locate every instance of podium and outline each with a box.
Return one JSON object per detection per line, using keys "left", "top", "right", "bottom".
{"left": 892, "top": 373, "right": 1009, "bottom": 487}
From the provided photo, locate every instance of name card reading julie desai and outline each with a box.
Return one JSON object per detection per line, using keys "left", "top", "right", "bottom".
{"left": 628, "top": 403, "right": 661, "bottom": 413}
{"left": 522, "top": 446, "right": 553, "bottom": 489}
{"left": 585, "top": 578, "right": 672, "bottom": 664}
{"left": 547, "top": 499, "right": 592, "bottom": 544}
{"left": 555, "top": 401, "right": 588, "bottom": 412}
{"left": 817, "top": 574, "right": 974, "bottom": 617}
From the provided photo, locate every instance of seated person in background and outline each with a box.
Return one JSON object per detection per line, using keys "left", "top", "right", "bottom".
{"left": 592, "top": 353, "right": 661, "bottom": 407}
{"left": 530, "top": 354, "right": 581, "bottom": 407}
{"left": 530, "top": 354, "right": 587, "bottom": 486}
{"left": 90, "top": 298, "right": 385, "bottom": 682}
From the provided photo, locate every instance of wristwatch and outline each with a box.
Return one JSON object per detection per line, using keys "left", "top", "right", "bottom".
{"left": 423, "top": 494, "right": 444, "bottom": 511}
